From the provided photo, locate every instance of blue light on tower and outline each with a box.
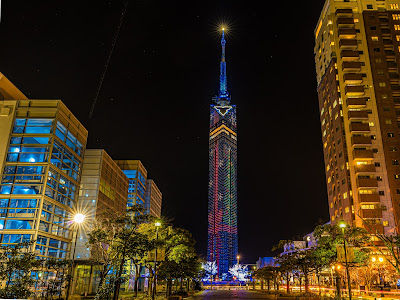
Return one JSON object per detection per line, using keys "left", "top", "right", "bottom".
{"left": 207, "top": 27, "right": 238, "bottom": 278}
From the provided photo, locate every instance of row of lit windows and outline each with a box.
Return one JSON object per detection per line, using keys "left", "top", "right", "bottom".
{"left": 55, "top": 121, "right": 84, "bottom": 157}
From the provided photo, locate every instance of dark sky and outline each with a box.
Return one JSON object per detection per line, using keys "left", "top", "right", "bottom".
{"left": 0, "top": 0, "right": 330, "bottom": 263}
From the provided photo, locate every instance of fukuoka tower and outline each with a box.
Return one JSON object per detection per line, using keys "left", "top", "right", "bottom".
{"left": 207, "top": 28, "right": 238, "bottom": 277}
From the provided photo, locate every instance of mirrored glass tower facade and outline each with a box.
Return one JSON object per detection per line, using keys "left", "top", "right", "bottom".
{"left": 207, "top": 29, "right": 238, "bottom": 277}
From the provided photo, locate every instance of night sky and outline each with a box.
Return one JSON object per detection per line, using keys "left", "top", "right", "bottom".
{"left": 0, "top": 0, "right": 330, "bottom": 263}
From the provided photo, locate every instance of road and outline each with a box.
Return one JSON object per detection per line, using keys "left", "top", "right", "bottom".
{"left": 188, "top": 290, "right": 272, "bottom": 299}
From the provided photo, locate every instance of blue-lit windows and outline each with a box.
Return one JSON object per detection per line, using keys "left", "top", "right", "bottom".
{"left": 128, "top": 181, "right": 136, "bottom": 193}
{"left": 45, "top": 169, "right": 77, "bottom": 207}
{"left": 3, "top": 165, "right": 45, "bottom": 184}
{"left": 0, "top": 199, "right": 38, "bottom": 222}
{"left": 51, "top": 141, "right": 81, "bottom": 181}
{"left": 39, "top": 200, "right": 71, "bottom": 238}
{"left": 2, "top": 234, "right": 31, "bottom": 244}
{"left": 11, "top": 136, "right": 50, "bottom": 145}
{"left": 123, "top": 170, "right": 137, "bottom": 179}
{"left": 6, "top": 145, "right": 49, "bottom": 163}
{"left": 35, "top": 235, "right": 69, "bottom": 258}
{"left": 137, "top": 183, "right": 145, "bottom": 199}
{"left": 12, "top": 118, "right": 53, "bottom": 134}
{"left": 4, "top": 220, "right": 34, "bottom": 230}
{"left": 138, "top": 172, "right": 146, "bottom": 186}
{"left": 55, "top": 121, "right": 84, "bottom": 157}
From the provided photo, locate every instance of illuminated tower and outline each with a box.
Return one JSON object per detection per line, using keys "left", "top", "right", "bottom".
{"left": 207, "top": 28, "right": 238, "bottom": 277}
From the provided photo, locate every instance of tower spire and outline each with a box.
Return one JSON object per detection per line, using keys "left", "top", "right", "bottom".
{"left": 216, "top": 28, "right": 230, "bottom": 105}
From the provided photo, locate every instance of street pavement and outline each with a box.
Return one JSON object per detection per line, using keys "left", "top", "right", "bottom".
{"left": 188, "top": 290, "right": 273, "bottom": 299}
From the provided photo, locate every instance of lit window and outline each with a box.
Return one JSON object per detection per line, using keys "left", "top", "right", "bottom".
{"left": 323, "top": 130, "right": 326, "bottom": 137}
{"left": 340, "top": 164, "right": 345, "bottom": 171}
{"left": 343, "top": 192, "right": 348, "bottom": 199}
{"left": 393, "top": 159, "right": 399, "bottom": 165}
{"left": 388, "top": 132, "right": 395, "bottom": 137}
{"left": 369, "top": 122, "right": 375, "bottom": 126}
{"left": 327, "top": 165, "right": 330, "bottom": 171}
{"left": 383, "top": 221, "right": 389, "bottom": 226}
{"left": 379, "top": 82, "right": 386, "bottom": 87}
{"left": 372, "top": 36, "right": 379, "bottom": 41}
{"left": 393, "top": 14, "right": 400, "bottom": 20}
{"left": 330, "top": 202, "right": 333, "bottom": 208}
{"left": 345, "top": 207, "right": 350, "bottom": 213}
{"left": 324, "top": 142, "right": 327, "bottom": 148}
{"left": 333, "top": 100, "right": 337, "bottom": 108}
{"left": 391, "top": 4, "right": 400, "bottom": 9}
{"left": 395, "top": 174, "right": 400, "bottom": 179}
{"left": 397, "top": 35, "right": 400, "bottom": 42}
{"left": 395, "top": 25, "right": 400, "bottom": 31}
{"left": 328, "top": 177, "right": 331, "bottom": 183}
{"left": 335, "top": 112, "right": 338, "bottom": 119}
{"left": 360, "top": 189, "right": 373, "bottom": 194}
{"left": 386, "top": 119, "right": 392, "bottom": 124}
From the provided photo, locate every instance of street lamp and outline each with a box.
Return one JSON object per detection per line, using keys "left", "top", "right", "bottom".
{"left": 152, "top": 221, "right": 161, "bottom": 300}
{"left": 237, "top": 255, "right": 240, "bottom": 265}
{"left": 331, "top": 265, "right": 342, "bottom": 297}
{"left": 339, "top": 221, "right": 352, "bottom": 300}
{"left": 371, "top": 256, "right": 385, "bottom": 295}
{"left": 66, "top": 213, "right": 86, "bottom": 300}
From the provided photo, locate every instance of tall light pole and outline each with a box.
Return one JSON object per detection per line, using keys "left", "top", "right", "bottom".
{"left": 152, "top": 221, "right": 161, "bottom": 300}
{"left": 66, "top": 213, "right": 85, "bottom": 300}
{"left": 237, "top": 255, "right": 240, "bottom": 265}
{"left": 339, "top": 221, "right": 351, "bottom": 300}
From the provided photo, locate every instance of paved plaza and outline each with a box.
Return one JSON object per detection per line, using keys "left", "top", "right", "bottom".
{"left": 188, "top": 290, "right": 272, "bottom": 299}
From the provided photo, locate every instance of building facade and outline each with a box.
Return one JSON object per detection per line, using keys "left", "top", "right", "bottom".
{"left": 315, "top": 0, "right": 400, "bottom": 234}
{"left": 0, "top": 73, "right": 88, "bottom": 259}
{"left": 207, "top": 29, "right": 238, "bottom": 277}
{"left": 114, "top": 160, "right": 147, "bottom": 208}
{"left": 144, "top": 179, "right": 162, "bottom": 218}
{"left": 75, "top": 149, "right": 129, "bottom": 260}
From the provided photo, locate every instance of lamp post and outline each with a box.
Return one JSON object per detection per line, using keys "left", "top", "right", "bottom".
{"left": 66, "top": 213, "right": 85, "bottom": 300}
{"left": 331, "top": 265, "right": 341, "bottom": 297}
{"left": 339, "top": 221, "right": 352, "bottom": 300}
{"left": 371, "top": 256, "right": 385, "bottom": 296}
{"left": 152, "top": 221, "right": 161, "bottom": 300}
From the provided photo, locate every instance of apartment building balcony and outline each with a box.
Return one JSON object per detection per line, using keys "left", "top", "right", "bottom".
{"left": 353, "top": 149, "right": 374, "bottom": 160}
{"left": 394, "top": 96, "right": 400, "bottom": 104}
{"left": 345, "top": 85, "right": 365, "bottom": 96}
{"left": 391, "top": 85, "right": 400, "bottom": 92}
{"left": 351, "top": 135, "right": 371, "bottom": 146}
{"left": 339, "top": 39, "right": 358, "bottom": 49}
{"left": 357, "top": 178, "right": 378, "bottom": 188}
{"left": 360, "top": 209, "right": 382, "bottom": 219}
{"left": 350, "top": 122, "right": 370, "bottom": 132}
{"left": 354, "top": 164, "right": 375, "bottom": 173}
{"left": 387, "top": 61, "right": 398, "bottom": 70}
{"left": 383, "top": 39, "right": 393, "bottom": 46}
{"left": 338, "top": 28, "right": 357, "bottom": 39}
{"left": 381, "top": 28, "right": 392, "bottom": 35}
{"left": 342, "top": 61, "right": 362, "bottom": 72}
{"left": 359, "top": 193, "right": 380, "bottom": 203}
{"left": 340, "top": 50, "right": 360, "bottom": 61}
{"left": 344, "top": 73, "right": 363, "bottom": 84}
{"left": 348, "top": 110, "right": 368, "bottom": 120}
{"left": 337, "top": 18, "right": 355, "bottom": 28}
{"left": 389, "top": 73, "right": 400, "bottom": 79}
{"left": 335, "top": 9, "right": 353, "bottom": 17}
{"left": 347, "top": 97, "right": 367, "bottom": 108}
{"left": 385, "top": 50, "right": 396, "bottom": 57}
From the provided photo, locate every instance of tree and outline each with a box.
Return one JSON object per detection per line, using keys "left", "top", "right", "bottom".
{"left": 0, "top": 241, "right": 40, "bottom": 299}
{"left": 87, "top": 205, "right": 148, "bottom": 300}
{"left": 228, "top": 263, "right": 249, "bottom": 281}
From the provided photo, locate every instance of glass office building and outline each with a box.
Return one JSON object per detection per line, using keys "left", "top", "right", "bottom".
{"left": 0, "top": 81, "right": 87, "bottom": 260}
{"left": 114, "top": 160, "right": 147, "bottom": 208}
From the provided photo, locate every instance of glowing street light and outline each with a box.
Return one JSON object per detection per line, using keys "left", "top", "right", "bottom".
{"left": 66, "top": 213, "right": 86, "bottom": 300}
{"left": 74, "top": 213, "right": 85, "bottom": 224}
{"left": 153, "top": 221, "right": 162, "bottom": 300}
{"left": 338, "top": 221, "right": 352, "bottom": 300}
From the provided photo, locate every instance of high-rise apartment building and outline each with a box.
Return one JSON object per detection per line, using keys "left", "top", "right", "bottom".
{"left": 0, "top": 73, "right": 88, "bottom": 259}
{"left": 145, "top": 179, "right": 162, "bottom": 218}
{"left": 315, "top": 0, "right": 400, "bottom": 234}
{"left": 207, "top": 29, "right": 238, "bottom": 277}
{"left": 115, "top": 160, "right": 147, "bottom": 208}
